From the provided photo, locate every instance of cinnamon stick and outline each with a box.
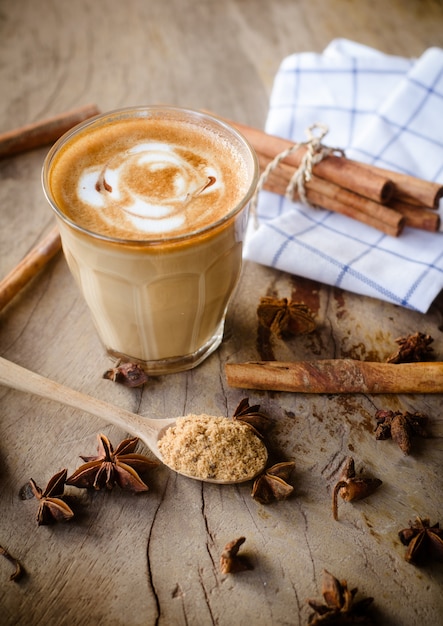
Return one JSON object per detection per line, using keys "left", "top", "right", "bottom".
{"left": 232, "top": 120, "right": 394, "bottom": 204}
{"left": 362, "top": 163, "right": 443, "bottom": 209}
{"left": 387, "top": 200, "right": 441, "bottom": 232}
{"left": 305, "top": 188, "right": 404, "bottom": 236}
{"left": 0, "top": 103, "right": 100, "bottom": 158}
{"left": 225, "top": 360, "right": 443, "bottom": 394}
{"left": 0, "top": 225, "right": 61, "bottom": 311}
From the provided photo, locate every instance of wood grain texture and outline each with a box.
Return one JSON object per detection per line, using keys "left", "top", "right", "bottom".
{"left": 1, "top": 1, "right": 443, "bottom": 625}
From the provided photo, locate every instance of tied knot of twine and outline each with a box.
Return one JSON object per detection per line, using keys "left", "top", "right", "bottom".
{"left": 251, "top": 123, "right": 345, "bottom": 222}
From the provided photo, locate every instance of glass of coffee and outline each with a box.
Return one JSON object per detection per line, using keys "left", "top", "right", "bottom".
{"left": 42, "top": 106, "right": 258, "bottom": 374}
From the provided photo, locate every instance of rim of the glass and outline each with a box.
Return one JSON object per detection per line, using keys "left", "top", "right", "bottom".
{"left": 42, "top": 105, "right": 259, "bottom": 245}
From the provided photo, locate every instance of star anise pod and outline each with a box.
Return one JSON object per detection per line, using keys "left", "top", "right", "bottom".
{"left": 374, "top": 409, "right": 427, "bottom": 455}
{"left": 332, "top": 457, "right": 382, "bottom": 521}
{"left": 386, "top": 331, "right": 434, "bottom": 363}
{"left": 103, "top": 361, "right": 149, "bottom": 387}
{"left": 29, "top": 468, "right": 74, "bottom": 525}
{"left": 232, "top": 397, "right": 273, "bottom": 438}
{"left": 251, "top": 461, "right": 295, "bottom": 504}
{"left": 257, "top": 296, "right": 316, "bottom": 338}
{"left": 307, "top": 569, "right": 375, "bottom": 625}
{"left": 220, "top": 537, "right": 253, "bottom": 574}
{"left": 66, "top": 434, "right": 158, "bottom": 492}
{"left": 398, "top": 517, "right": 443, "bottom": 565}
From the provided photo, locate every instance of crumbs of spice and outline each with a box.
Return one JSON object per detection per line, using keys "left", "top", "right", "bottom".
{"left": 158, "top": 414, "right": 267, "bottom": 481}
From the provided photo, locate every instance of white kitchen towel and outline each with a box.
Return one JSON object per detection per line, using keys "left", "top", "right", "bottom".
{"left": 244, "top": 39, "right": 443, "bottom": 313}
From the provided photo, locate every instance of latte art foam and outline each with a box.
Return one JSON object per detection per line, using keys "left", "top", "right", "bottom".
{"left": 49, "top": 115, "right": 249, "bottom": 240}
{"left": 78, "top": 142, "right": 223, "bottom": 234}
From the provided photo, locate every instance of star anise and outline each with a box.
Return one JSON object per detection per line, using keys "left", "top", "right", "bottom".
{"left": 103, "top": 361, "right": 149, "bottom": 387}
{"left": 66, "top": 434, "right": 158, "bottom": 492}
{"left": 257, "top": 296, "right": 316, "bottom": 338}
{"left": 398, "top": 517, "right": 443, "bottom": 564}
{"left": 307, "top": 569, "right": 375, "bottom": 625}
{"left": 251, "top": 461, "right": 295, "bottom": 504}
{"left": 332, "top": 457, "right": 382, "bottom": 521}
{"left": 386, "top": 331, "right": 434, "bottom": 363}
{"left": 29, "top": 468, "right": 75, "bottom": 525}
{"left": 232, "top": 397, "right": 273, "bottom": 438}
{"left": 220, "top": 537, "right": 253, "bottom": 574}
{"left": 374, "top": 409, "right": 427, "bottom": 455}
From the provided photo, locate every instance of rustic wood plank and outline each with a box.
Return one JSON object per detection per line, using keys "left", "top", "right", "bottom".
{"left": 1, "top": 1, "right": 443, "bottom": 625}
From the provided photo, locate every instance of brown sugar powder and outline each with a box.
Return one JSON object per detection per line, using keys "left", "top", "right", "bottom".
{"left": 158, "top": 414, "right": 268, "bottom": 481}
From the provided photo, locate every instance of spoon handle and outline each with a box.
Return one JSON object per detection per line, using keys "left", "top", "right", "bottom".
{"left": 0, "top": 356, "right": 156, "bottom": 439}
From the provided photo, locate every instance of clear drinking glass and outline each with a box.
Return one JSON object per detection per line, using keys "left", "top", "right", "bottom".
{"left": 42, "top": 106, "right": 258, "bottom": 374}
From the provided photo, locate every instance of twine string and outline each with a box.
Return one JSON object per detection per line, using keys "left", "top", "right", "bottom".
{"left": 250, "top": 123, "right": 345, "bottom": 224}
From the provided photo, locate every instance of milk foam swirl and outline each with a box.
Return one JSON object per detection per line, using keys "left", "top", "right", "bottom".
{"left": 77, "top": 142, "right": 222, "bottom": 234}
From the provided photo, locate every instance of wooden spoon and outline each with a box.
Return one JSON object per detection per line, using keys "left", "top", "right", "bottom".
{"left": 0, "top": 356, "right": 267, "bottom": 484}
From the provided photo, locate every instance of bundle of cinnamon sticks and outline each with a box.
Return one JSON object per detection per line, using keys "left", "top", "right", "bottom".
{"left": 231, "top": 120, "right": 443, "bottom": 237}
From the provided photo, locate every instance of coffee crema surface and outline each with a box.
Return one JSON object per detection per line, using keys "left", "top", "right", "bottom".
{"left": 49, "top": 116, "right": 249, "bottom": 240}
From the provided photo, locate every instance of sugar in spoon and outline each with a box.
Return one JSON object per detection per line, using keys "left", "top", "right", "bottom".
{"left": 0, "top": 356, "right": 267, "bottom": 484}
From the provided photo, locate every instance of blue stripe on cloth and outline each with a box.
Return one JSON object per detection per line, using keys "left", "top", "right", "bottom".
{"left": 278, "top": 66, "right": 409, "bottom": 78}
{"left": 350, "top": 58, "right": 359, "bottom": 146}
{"left": 287, "top": 57, "right": 300, "bottom": 140}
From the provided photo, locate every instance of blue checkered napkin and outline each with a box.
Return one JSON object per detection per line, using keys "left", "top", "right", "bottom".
{"left": 244, "top": 39, "right": 443, "bottom": 313}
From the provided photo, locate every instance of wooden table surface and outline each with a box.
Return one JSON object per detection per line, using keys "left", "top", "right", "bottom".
{"left": 1, "top": 1, "right": 443, "bottom": 625}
